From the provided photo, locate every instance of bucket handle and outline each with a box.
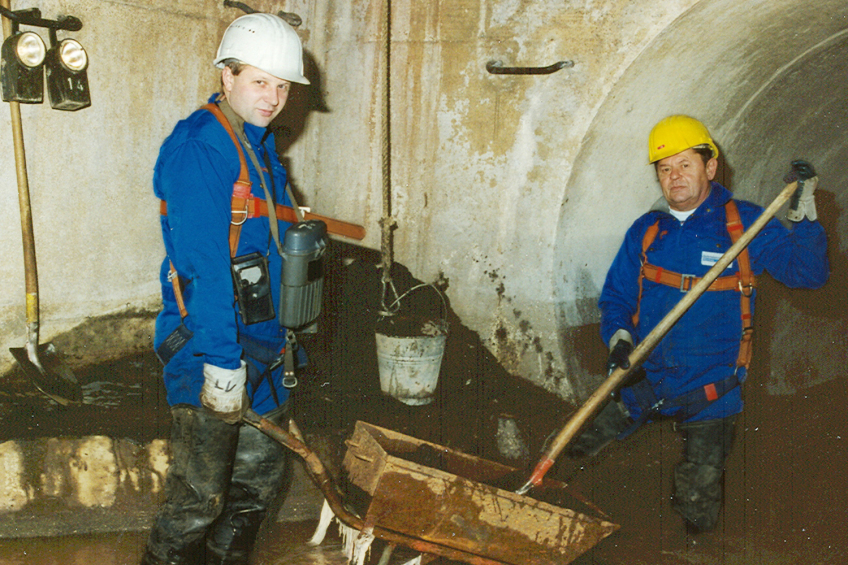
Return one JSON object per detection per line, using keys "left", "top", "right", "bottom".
{"left": 384, "top": 283, "right": 447, "bottom": 323}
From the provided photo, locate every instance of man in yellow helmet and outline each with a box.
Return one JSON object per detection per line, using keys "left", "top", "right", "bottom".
{"left": 570, "top": 115, "right": 829, "bottom": 533}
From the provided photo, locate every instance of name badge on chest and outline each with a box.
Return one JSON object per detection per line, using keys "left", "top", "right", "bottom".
{"left": 701, "top": 251, "right": 734, "bottom": 269}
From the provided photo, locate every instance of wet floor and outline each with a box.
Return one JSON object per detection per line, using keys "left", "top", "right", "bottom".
{"left": 0, "top": 522, "right": 349, "bottom": 565}
{"left": 2, "top": 244, "right": 846, "bottom": 564}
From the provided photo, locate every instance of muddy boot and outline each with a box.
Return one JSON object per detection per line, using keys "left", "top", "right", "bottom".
{"left": 144, "top": 406, "right": 241, "bottom": 565}
{"left": 205, "top": 403, "right": 292, "bottom": 565}
{"left": 671, "top": 416, "right": 736, "bottom": 532}
{"left": 568, "top": 399, "right": 632, "bottom": 458}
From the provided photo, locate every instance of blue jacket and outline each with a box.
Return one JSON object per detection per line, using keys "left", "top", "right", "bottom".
{"left": 153, "top": 95, "right": 294, "bottom": 414}
{"left": 600, "top": 182, "right": 828, "bottom": 421}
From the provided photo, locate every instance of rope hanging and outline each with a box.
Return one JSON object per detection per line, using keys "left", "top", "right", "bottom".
{"left": 379, "top": 0, "right": 399, "bottom": 315}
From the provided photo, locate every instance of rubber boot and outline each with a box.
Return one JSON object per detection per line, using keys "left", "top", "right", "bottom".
{"left": 143, "top": 406, "right": 241, "bottom": 565}
{"left": 140, "top": 549, "right": 198, "bottom": 565}
{"left": 205, "top": 402, "right": 292, "bottom": 565}
{"left": 568, "top": 399, "right": 632, "bottom": 458}
{"left": 671, "top": 416, "right": 736, "bottom": 532}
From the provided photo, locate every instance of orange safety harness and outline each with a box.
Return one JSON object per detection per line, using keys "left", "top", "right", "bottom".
{"left": 158, "top": 102, "right": 302, "bottom": 388}
{"left": 155, "top": 102, "right": 363, "bottom": 375}
{"left": 632, "top": 200, "right": 756, "bottom": 369}
{"left": 161, "top": 102, "right": 264, "bottom": 319}
{"left": 160, "top": 103, "right": 365, "bottom": 317}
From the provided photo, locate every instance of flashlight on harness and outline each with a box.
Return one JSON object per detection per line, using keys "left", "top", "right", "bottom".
{"left": 279, "top": 219, "right": 328, "bottom": 330}
{"left": 276, "top": 219, "right": 328, "bottom": 388}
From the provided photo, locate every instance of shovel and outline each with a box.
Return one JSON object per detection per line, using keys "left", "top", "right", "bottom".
{"left": 517, "top": 179, "right": 803, "bottom": 495}
{"left": 3, "top": 5, "right": 82, "bottom": 405}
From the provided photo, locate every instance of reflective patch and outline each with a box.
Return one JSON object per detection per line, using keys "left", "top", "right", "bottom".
{"left": 156, "top": 323, "right": 193, "bottom": 366}
{"left": 701, "top": 251, "right": 733, "bottom": 269}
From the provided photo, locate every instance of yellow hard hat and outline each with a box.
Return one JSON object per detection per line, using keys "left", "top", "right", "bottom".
{"left": 648, "top": 115, "right": 719, "bottom": 164}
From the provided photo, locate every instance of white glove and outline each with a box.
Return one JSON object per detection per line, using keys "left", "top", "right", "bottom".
{"left": 785, "top": 160, "right": 818, "bottom": 222}
{"left": 787, "top": 176, "right": 818, "bottom": 222}
{"left": 200, "top": 361, "right": 248, "bottom": 424}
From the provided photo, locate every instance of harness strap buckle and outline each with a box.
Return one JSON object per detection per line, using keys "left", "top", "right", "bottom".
{"left": 680, "top": 274, "right": 696, "bottom": 292}
{"left": 231, "top": 209, "right": 249, "bottom": 225}
{"left": 738, "top": 280, "right": 755, "bottom": 297}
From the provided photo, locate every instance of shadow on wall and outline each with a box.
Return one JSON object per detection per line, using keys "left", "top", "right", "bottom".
{"left": 748, "top": 189, "right": 847, "bottom": 396}
{"left": 271, "top": 50, "right": 329, "bottom": 157}
{"left": 270, "top": 50, "right": 330, "bottom": 207}
{"left": 295, "top": 240, "right": 570, "bottom": 465}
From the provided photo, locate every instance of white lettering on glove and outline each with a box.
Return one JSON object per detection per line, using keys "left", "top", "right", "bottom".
{"left": 787, "top": 176, "right": 818, "bottom": 222}
{"left": 200, "top": 361, "right": 248, "bottom": 424}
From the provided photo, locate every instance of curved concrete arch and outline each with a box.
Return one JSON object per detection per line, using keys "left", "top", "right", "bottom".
{"left": 554, "top": 0, "right": 848, "bottom": 393}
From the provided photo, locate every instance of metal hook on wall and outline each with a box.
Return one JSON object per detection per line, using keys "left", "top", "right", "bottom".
{"left": 222, "top": 0, "right": 302, "bottom": 27}
{"left": 486, "top": 59, "right": 573, "bottom": 75}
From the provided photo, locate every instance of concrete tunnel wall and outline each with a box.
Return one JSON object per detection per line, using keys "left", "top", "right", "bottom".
{"left": 557, "top": 0, "right": 848, "bottom": 398}
{"left": 0, "top": 0, "right": 844, "bottom": 404}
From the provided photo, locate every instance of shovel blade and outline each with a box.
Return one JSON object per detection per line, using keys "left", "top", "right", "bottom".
{"left": 10, "top": 343, "right": 83, "bottom": 406}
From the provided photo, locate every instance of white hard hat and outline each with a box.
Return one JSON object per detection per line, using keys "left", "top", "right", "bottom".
{"left": 213, "top": 13, "right": 310, "bottom": 85}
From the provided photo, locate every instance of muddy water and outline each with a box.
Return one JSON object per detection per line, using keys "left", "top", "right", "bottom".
{"left": 0, "top": 531, "right": 148, "bottom": 565}
{"left": 0, "top": 523, "right": 348, "bottom": 565}
{"left": 0, "top": 522, "right": 429, "bottom": 565}
{"left": 2, "top": 244, "right": 846, "bottom": 564}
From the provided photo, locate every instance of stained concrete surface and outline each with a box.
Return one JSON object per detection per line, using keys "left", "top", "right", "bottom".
{"left": 1, "top": 243, "right": 846, "bottom": 564}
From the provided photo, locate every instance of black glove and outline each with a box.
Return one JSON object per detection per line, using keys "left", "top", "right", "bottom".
{"left": 606, "top": 340, "right": 632, "bottom": 375}
{"left": 784, "top": 159, "right": 817, "bottom": 183}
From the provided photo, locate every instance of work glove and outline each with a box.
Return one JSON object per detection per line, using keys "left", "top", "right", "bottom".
{"left": 200, "top": 361, "right": 249, "bottom": 424}
{"left": 607, "top": 333, "right": 641, "bottom": 402}
{"left": 606, "top": 337, "right": 633, "bottom": 375}
{"left": 785, "top": 160, "right": 819, "bottom": 222}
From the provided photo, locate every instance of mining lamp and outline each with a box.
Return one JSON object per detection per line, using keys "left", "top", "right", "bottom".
{"left": 45, "top": 36, "right": 90, "bottom": 110}
{"left": 1, "top": 30, "right": 47, "bottom": 103}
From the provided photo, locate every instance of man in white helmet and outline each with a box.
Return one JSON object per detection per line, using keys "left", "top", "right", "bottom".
{"left": 569, "top": 115, "right": 829, "bottom": 533}
{"left": 142, "top": 13, "right": 310, "bottom": 565}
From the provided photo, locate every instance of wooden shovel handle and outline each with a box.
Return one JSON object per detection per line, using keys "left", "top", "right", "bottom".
{"left": 3, "top": 3, "right": 40, "bottom": 330}
{"left": 523, "top": 181, "right": 801, "bottom": 491}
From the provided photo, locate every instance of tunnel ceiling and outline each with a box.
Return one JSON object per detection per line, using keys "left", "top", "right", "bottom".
{"left": 555, "top": 0, "right": 848, "bottom": 329}
{"left": 724, "top": 32, "right": 848, "bottom": 240}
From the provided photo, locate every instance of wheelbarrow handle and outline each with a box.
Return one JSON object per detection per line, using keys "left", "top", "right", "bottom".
{"left": 243, "top": 409, "right": 338, "bottom": 496}
{"left": 243, "top": 410, "right": 508, "bottom": 565}
{"left": 518, "top": 180, "right": 802, "bottom": 495}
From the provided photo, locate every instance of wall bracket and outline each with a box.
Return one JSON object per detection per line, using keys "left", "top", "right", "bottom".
{"left": 486, "top": 59, "right": 573, "bottom": 75}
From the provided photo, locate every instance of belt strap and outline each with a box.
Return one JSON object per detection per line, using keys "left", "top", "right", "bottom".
{"left": 640, "top": 263, "right": 753, "bottom": 292}
{"left": 168, "top": 262, "right": 188, "bottom": 319}
{"left": 725, "top": 200, "right": 755, "bottom": 368}
{"left": 617, "top": 372, "right": 740, "bottom": 439}
{"left": 200, "top": 102, "right": 252, "bottom": 258}
{"left": 160, "top": 198, "right": 366, "bottom": 241}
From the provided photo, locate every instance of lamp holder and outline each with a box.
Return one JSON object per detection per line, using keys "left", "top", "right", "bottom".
{"left": 0, "top": 6, "right": 82, "bottom": 33}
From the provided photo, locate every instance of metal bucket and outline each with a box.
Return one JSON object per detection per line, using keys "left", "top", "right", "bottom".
{"left": 375, "top": 284, "right": 448, "bottom": 405}
{"left": 376, "top": 331, "right": 446, "bottom": 405}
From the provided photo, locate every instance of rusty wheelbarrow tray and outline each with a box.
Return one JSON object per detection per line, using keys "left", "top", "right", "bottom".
{"left": 245, "top": 411, "right": 618, "bottom": 565}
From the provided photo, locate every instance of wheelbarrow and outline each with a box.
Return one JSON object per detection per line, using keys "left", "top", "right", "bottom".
{"left": 244, "top": 411, "right": 618, "bottom": 565}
